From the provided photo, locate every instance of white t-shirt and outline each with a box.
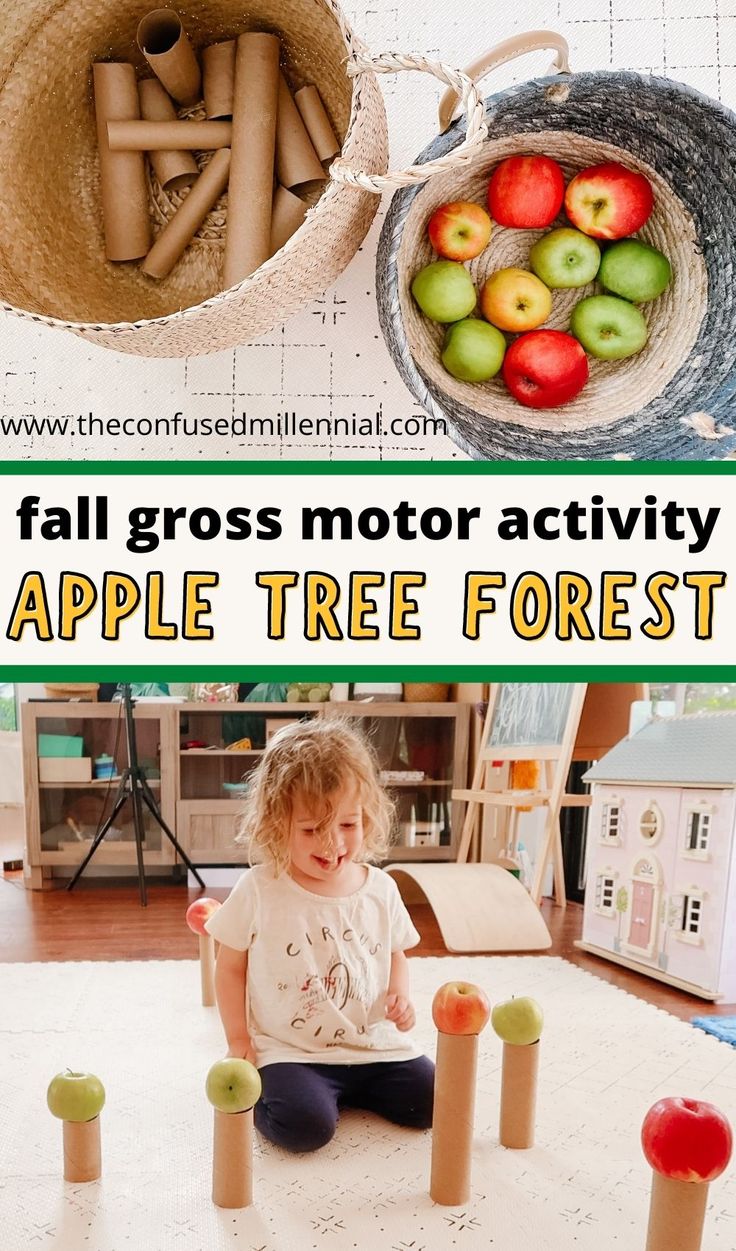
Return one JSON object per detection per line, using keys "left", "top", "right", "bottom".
{"left": 205, "top": 863, "right": 422, "bottom": 1066}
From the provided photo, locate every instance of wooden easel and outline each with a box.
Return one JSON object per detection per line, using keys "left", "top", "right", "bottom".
{"left": 453, "top": 682, "right": 647, "bottom": 907}
{"left": 453, "top": 684, "right": 588, "bottom": 907}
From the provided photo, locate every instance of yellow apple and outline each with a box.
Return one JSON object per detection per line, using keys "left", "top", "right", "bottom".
{"left": 480, "top": 267, "right": 552, "bottom": 333}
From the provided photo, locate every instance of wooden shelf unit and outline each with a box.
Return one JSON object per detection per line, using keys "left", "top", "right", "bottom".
{"left": 22, "top": 700, "right": 177, "bottom": 889}
{"left": 22, "top": 699, "right": 471, "bottom": 885}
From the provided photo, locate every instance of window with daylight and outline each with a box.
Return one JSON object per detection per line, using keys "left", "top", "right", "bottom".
{"left": 685, "top": 810, "right": 711, "bottom": 855}
{"left": 601, "top": 801, "right": 622, "bottom": 844}
{"left": 595, "top": 874, "right": 616, "bottom": 915}
{"left": 0, "top": 683, "right": 16, "bottom": 732}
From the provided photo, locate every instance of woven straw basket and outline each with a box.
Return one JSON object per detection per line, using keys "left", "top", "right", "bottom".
{"left": 403, "top": 683, "right": 450, "bottom": 702}
{"left": 0, "top": 0, "right": 487, "bottom": 357}
{"left": 377, "top": 33, "right": 736, "bottom": 460}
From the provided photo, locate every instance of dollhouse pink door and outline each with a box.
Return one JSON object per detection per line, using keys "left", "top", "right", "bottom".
{"left": 628, "top": 882, "right": 654, "bottom": 949}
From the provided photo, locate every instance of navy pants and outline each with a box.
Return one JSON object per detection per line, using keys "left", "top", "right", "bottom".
{"left": 255, "top": 1055, "right": 435, "bottom": 1153}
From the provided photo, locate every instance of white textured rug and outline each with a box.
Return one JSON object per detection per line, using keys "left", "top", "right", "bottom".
{"left": 1, "top": 957, "right": 735, "bottom": 1251}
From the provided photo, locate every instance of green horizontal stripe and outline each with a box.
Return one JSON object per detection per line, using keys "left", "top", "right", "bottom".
{"left": 2, "top": 666, "right": 735, "bottom": 681}
{"left": 1, "top": 461, "right": 735, "bottom": 477}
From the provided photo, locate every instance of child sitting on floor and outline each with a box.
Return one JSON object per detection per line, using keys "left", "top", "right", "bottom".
{"left": 205, "top": 717, "right": 435, "bottom": 1153}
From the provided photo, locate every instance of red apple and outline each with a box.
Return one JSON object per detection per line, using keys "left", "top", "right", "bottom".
{"left": 186, "top": 897, "right": 221, "bottom": 936}
{"left": 502, "top": 329, "right": 589, "bottom": 409}
{"left": 565, "top": 162, "right": 654, "bottom": 239}
{"left": 642, "top": 1097, "right": 733, "bottom": 1183}
{"left": 432, "top": 981, "right": 491, "bottom": 1035}
{"left": 428, "top": 200, "right": 492, "bottom": 261}
{"left": 488, "top": 155, "right": 565, "bottom": 229}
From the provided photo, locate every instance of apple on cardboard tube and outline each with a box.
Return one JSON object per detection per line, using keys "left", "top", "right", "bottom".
{"left": 491, "top": 996, "right": 544, "bottom": 1046}
{"left": 432, "top": 981, "right": 491, "bottom": 1035}
{"left": 206, "top": 1058, "right": 262, "bottom": 1114}
{"left": 642, "top": 1097, "right": 733, "bottom": 1183}
{"left": 186, "top": 897, "right": 221, "bottom": 936}
{"left": 47, "top": 1070, "right": 106, "bottom": 1122}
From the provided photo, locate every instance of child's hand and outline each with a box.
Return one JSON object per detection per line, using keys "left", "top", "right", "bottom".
{"left": 385, "top": 993, "right": 416, "bottom": 1032}
{"left": 227, "top": 1039, "right": 256, "bottom": 1064}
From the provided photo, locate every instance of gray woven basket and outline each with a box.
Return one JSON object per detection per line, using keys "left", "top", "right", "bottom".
{"left": 377, "top": 53, "right": 736, "bottom": 460}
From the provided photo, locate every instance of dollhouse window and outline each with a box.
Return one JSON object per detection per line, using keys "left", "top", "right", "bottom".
{"left": 679, "top": 894, "right": 704, "bottom": 944}
{"left": 639, "top": 803, "right": 663, "bottom": 843}
{"left": 595, "top": 873, "right": 616, "bottom": 915}
{"left": 684, "top": 809, "right": 711, "bottom": 857}
{"left": 601, "top": 801, "right": 622, "bottom": 845}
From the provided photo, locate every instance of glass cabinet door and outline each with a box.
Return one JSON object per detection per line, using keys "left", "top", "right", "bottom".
{"left": 324, "top": 703, "right": 469, "bottom": 860}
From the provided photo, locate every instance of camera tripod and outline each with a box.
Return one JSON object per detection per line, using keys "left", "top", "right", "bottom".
{"left": 66, "top": 685, "right": 205, "bottom": 906}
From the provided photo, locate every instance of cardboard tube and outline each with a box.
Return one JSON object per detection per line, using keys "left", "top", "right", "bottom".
{"left": 276, "top": 74, "right": 324, "bottom": 188}
{"left": 93, "top": 63, "right": 152, "bottom": 262}
{"left": 295, "top": 85, "right": 340, "bottom": 161}
{"left": 430, "top": 1033, "right": 478, "bottom": 1206}
{"left": 142, "top": 149, "right": 231, "bottom": 280}
{"left": 645, "top": 1172, "right": 709, "bottom": 1251}
{"left": 199, "top": 931, "right": 216, "bottom": 1005}
{"left": 137, "top": 9, "right": 202, "bottom": 107}
{"left": 139, "top": 79, "right": 198, "bottom": 192}
{"left": 499, "top": 1041, "right": 539, "bottom": 1149}
{"left": 108, "top": 120, "right": 231, "bottom": 151}
{"left": 223, "top": 33, "right": 280, "bottom": 288}
{"left": 270, "top": 185, "right": 308, "bottom": 254}
{"left": 212, "top": 1108, "right": 253, "bottom": 1208}
{"left": 203, "top": 41, "right": 236, "bottom": 119}
{"left": 63, "top": 1117, "right": 101, "bottom": 1182}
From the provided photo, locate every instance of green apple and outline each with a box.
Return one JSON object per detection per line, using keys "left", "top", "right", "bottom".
{"left": 529, "top": 227, "right": 601, "bottom": 289}
{"left": 411, "top": 261, "right": 477, "bottom": 323}
{"left": 598, "top": 238, "right": 672, "bottom": 302}
{"left": 205, "top": 1058, "right": 262, "bottom": 1114}
{"left": 570, "top": 294, "right": 648, "bottom": 360}
{"left": 491, "top": 996, "right": 544, "bottom": 1046}
{"left": 47, "top": 1070, "right": 106, "bottom": 1122}
{"left": 441, "top": 318, "right": 506, "bottom": 382}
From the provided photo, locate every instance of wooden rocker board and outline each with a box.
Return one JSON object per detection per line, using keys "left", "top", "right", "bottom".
{"left": 387, "top": 684, "right": 644, "bottom": 953}
{"left": 387, "top": 862, "right": 552, "bottom": 952}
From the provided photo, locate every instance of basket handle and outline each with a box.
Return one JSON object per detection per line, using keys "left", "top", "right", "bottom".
{"left": 329, "top": 51, "right": 488, "bottom": 194}
{"left": 437, "top": 31, "right": 571, "bottom": 133}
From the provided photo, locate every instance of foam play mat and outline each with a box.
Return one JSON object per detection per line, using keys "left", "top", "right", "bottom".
{"left": 693, "top": 1016, "right": 736, "bottom": 1048}
{"left": 2, "top": 956, "right": 735, "bottom": 1250}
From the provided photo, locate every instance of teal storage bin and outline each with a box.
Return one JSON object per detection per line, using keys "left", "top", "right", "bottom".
{"left": 37, "top": 733, "right": 84, "bottom": 758}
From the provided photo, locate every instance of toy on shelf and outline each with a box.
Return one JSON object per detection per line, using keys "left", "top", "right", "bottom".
{"left": 225, "top": 737, "right": 252, "bottom": 752}
{"left": 206, "top": 1059, "right": 262, "bottom": 1208}
{"left": 429, "top": 981, "right": 491, "bottom": 1205}
{"left": 641, "top": 1096, "right": 733, "bottom": 1251}
{"left": 47, "top": 1069, "right": 106, "bottom": 1182}
{"left": 492, "top": 996, "right": 543, "bottom": 1149}
{"left": 580, "top": 711, "right": 736, "bottom": 1001}
{"left": 286, "top": 682, "right": 332, "bottom": 703}
{"left": 185, "top": 898, "right": 221, "bottom": 1006}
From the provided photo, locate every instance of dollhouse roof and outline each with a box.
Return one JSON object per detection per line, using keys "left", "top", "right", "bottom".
{"left": 584, "top": 713, "right": 736, "bottom": 786}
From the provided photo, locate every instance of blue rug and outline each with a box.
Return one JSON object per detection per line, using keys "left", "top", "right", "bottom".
{"left": 692, "top": 1015, "right": 736, "bottom": 1046}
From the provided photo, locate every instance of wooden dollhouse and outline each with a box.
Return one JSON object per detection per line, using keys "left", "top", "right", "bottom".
{"left": 578, "top": 712, "right": 736, "bottom": 1001}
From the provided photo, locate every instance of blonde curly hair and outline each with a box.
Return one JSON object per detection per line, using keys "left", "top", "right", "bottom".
{"left": 236, "top": 717, "right": 394, "bottom": 873}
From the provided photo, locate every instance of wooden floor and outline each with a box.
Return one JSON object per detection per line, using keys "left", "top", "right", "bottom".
{"left": 1, "top": 867, "right": 733, "bottom": 1025}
